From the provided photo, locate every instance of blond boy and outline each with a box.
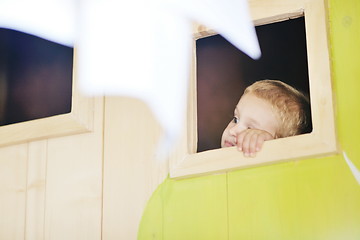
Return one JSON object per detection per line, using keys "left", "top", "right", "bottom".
{"left": 221, "top": 79, "right": 311, "bottom": 157}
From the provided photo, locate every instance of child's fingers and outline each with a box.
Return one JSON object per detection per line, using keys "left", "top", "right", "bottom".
{"left": 254, "top": 132, "right": 273, "bottom": 154}
{"left": 255, "top": 134, "right": 266, "bottom": 152}
{"left": 239, "top": 130, "right": 256, "bottom": 157}
{"left": 248, "top": 133, "right": 260, "bottom": 157}
{"left": 236, "top": 131, "right": 246, "bottom": 152}
{"left": 237, "top": 130, "right": 275, "bottom": 157}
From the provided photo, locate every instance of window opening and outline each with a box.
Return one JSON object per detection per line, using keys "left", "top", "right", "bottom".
{"left": 196, "top": 17, "right": 312, "bottom": 152}
{"left": 0, "top": 28, "right": 73, "bottom": 126}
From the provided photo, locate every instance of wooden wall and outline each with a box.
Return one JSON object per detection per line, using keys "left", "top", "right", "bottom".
{"left": 1, "top": 0, "right": 359, "bottom": 239}
{"left": 0, "top": 97, "right": 168, "bottom": 240}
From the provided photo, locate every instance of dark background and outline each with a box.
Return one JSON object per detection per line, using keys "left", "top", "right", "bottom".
{"left": 196, "top": 17, "right": 311, "bottom": 152}
{"left": 0, "top": 28, "right": 73, "bottom": 126}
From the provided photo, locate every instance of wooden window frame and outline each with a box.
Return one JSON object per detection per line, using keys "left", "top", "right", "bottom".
{"left": 0, "top": 53, "right": 94, "bottom": 147}
{"left": 170, "top": 0, "right": 338, "bottom": 179}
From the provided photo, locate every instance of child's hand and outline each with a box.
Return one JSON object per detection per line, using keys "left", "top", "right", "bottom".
{"left": 236, "top": 129, "right": 274, "bottom": 157}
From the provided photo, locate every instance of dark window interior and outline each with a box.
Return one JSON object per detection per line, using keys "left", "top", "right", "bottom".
{"left": 0, "top": 28, "right": 73, "bottom": 126}
{"left": 196, "top": 17, "right": 312, "bottom": 152}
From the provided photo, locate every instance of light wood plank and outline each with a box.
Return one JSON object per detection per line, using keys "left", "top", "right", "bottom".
{"left": 25, "top": 140, "right": 47, "bottom": 240}
{"left": 304, "top": 0, "right": 337, "bottom": 148}
{"left": 43, "top": 97, "right": 103, "bottom": 240}
{"left": 102, "top": 97, "right": 167, "bottom": 240}
{"left": 248, "top": 0, "right": 305, "bottom": 23}
{"left": 0, "top": 144, "right": 27, "bottom": 240}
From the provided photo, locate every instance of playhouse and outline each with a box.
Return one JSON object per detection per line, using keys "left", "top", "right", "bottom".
{"left": 0, "top": 0, "right": 359, "bottom": 239}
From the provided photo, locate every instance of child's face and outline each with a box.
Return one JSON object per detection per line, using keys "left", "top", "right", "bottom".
{"left": 221, "top": 93, "right": 279, "bottom": 148}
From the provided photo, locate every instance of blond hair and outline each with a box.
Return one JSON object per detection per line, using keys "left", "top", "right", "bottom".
{"left": 244, "top": 80, "right": 311, "bottom": 138}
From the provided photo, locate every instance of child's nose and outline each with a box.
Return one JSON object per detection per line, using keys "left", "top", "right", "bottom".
{"left": 229, "top": 123, "right": 245, "bottom": 136}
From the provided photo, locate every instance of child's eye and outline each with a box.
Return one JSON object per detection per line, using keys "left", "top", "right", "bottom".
{"left": 233, "top": 117, "right": 239, "bottom": 124}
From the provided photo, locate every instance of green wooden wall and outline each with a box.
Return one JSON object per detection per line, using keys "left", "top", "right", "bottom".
{"left": 138, "top": 0, "right": 360, "bottom": 239}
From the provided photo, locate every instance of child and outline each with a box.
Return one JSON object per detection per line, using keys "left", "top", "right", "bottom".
{"left": 221, "top": 79, "right": 311, "bottom": 157}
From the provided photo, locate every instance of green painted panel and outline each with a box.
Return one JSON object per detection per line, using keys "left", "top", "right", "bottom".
{"left": 138, "top": 181, "right": 164, "bottom": 240}
{"left": 228, "top": 156, "right": 360, "bottom": 240}
{"left": 139, "top": 0, "right": 360, "bottom": 239}
{"left": 228, "top": 161, "right": 299, "bottom": 240}
{"left": 138, "top": 174, "right": 228, "bottom": 240}
{"left": 329, "top": 0, "right": 360, "bottom": 168}
{"left": 162, "top": 174, "right": 228, "bottom": 240}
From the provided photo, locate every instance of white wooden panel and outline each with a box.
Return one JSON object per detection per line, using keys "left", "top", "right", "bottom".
{"left": 43, "top": 97, "right": 103, "bottom": 240}
{"left": 25, "top": 140, "right": 47, "bottom": 240}
{"left": 0, "top": 144, "right": 27, "bottom": 240}
{"left": 249, "top": 0, "right": 305, "bottom": 23}
{"left": 102, "top": 97, "right": 168, "bottom": 240}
